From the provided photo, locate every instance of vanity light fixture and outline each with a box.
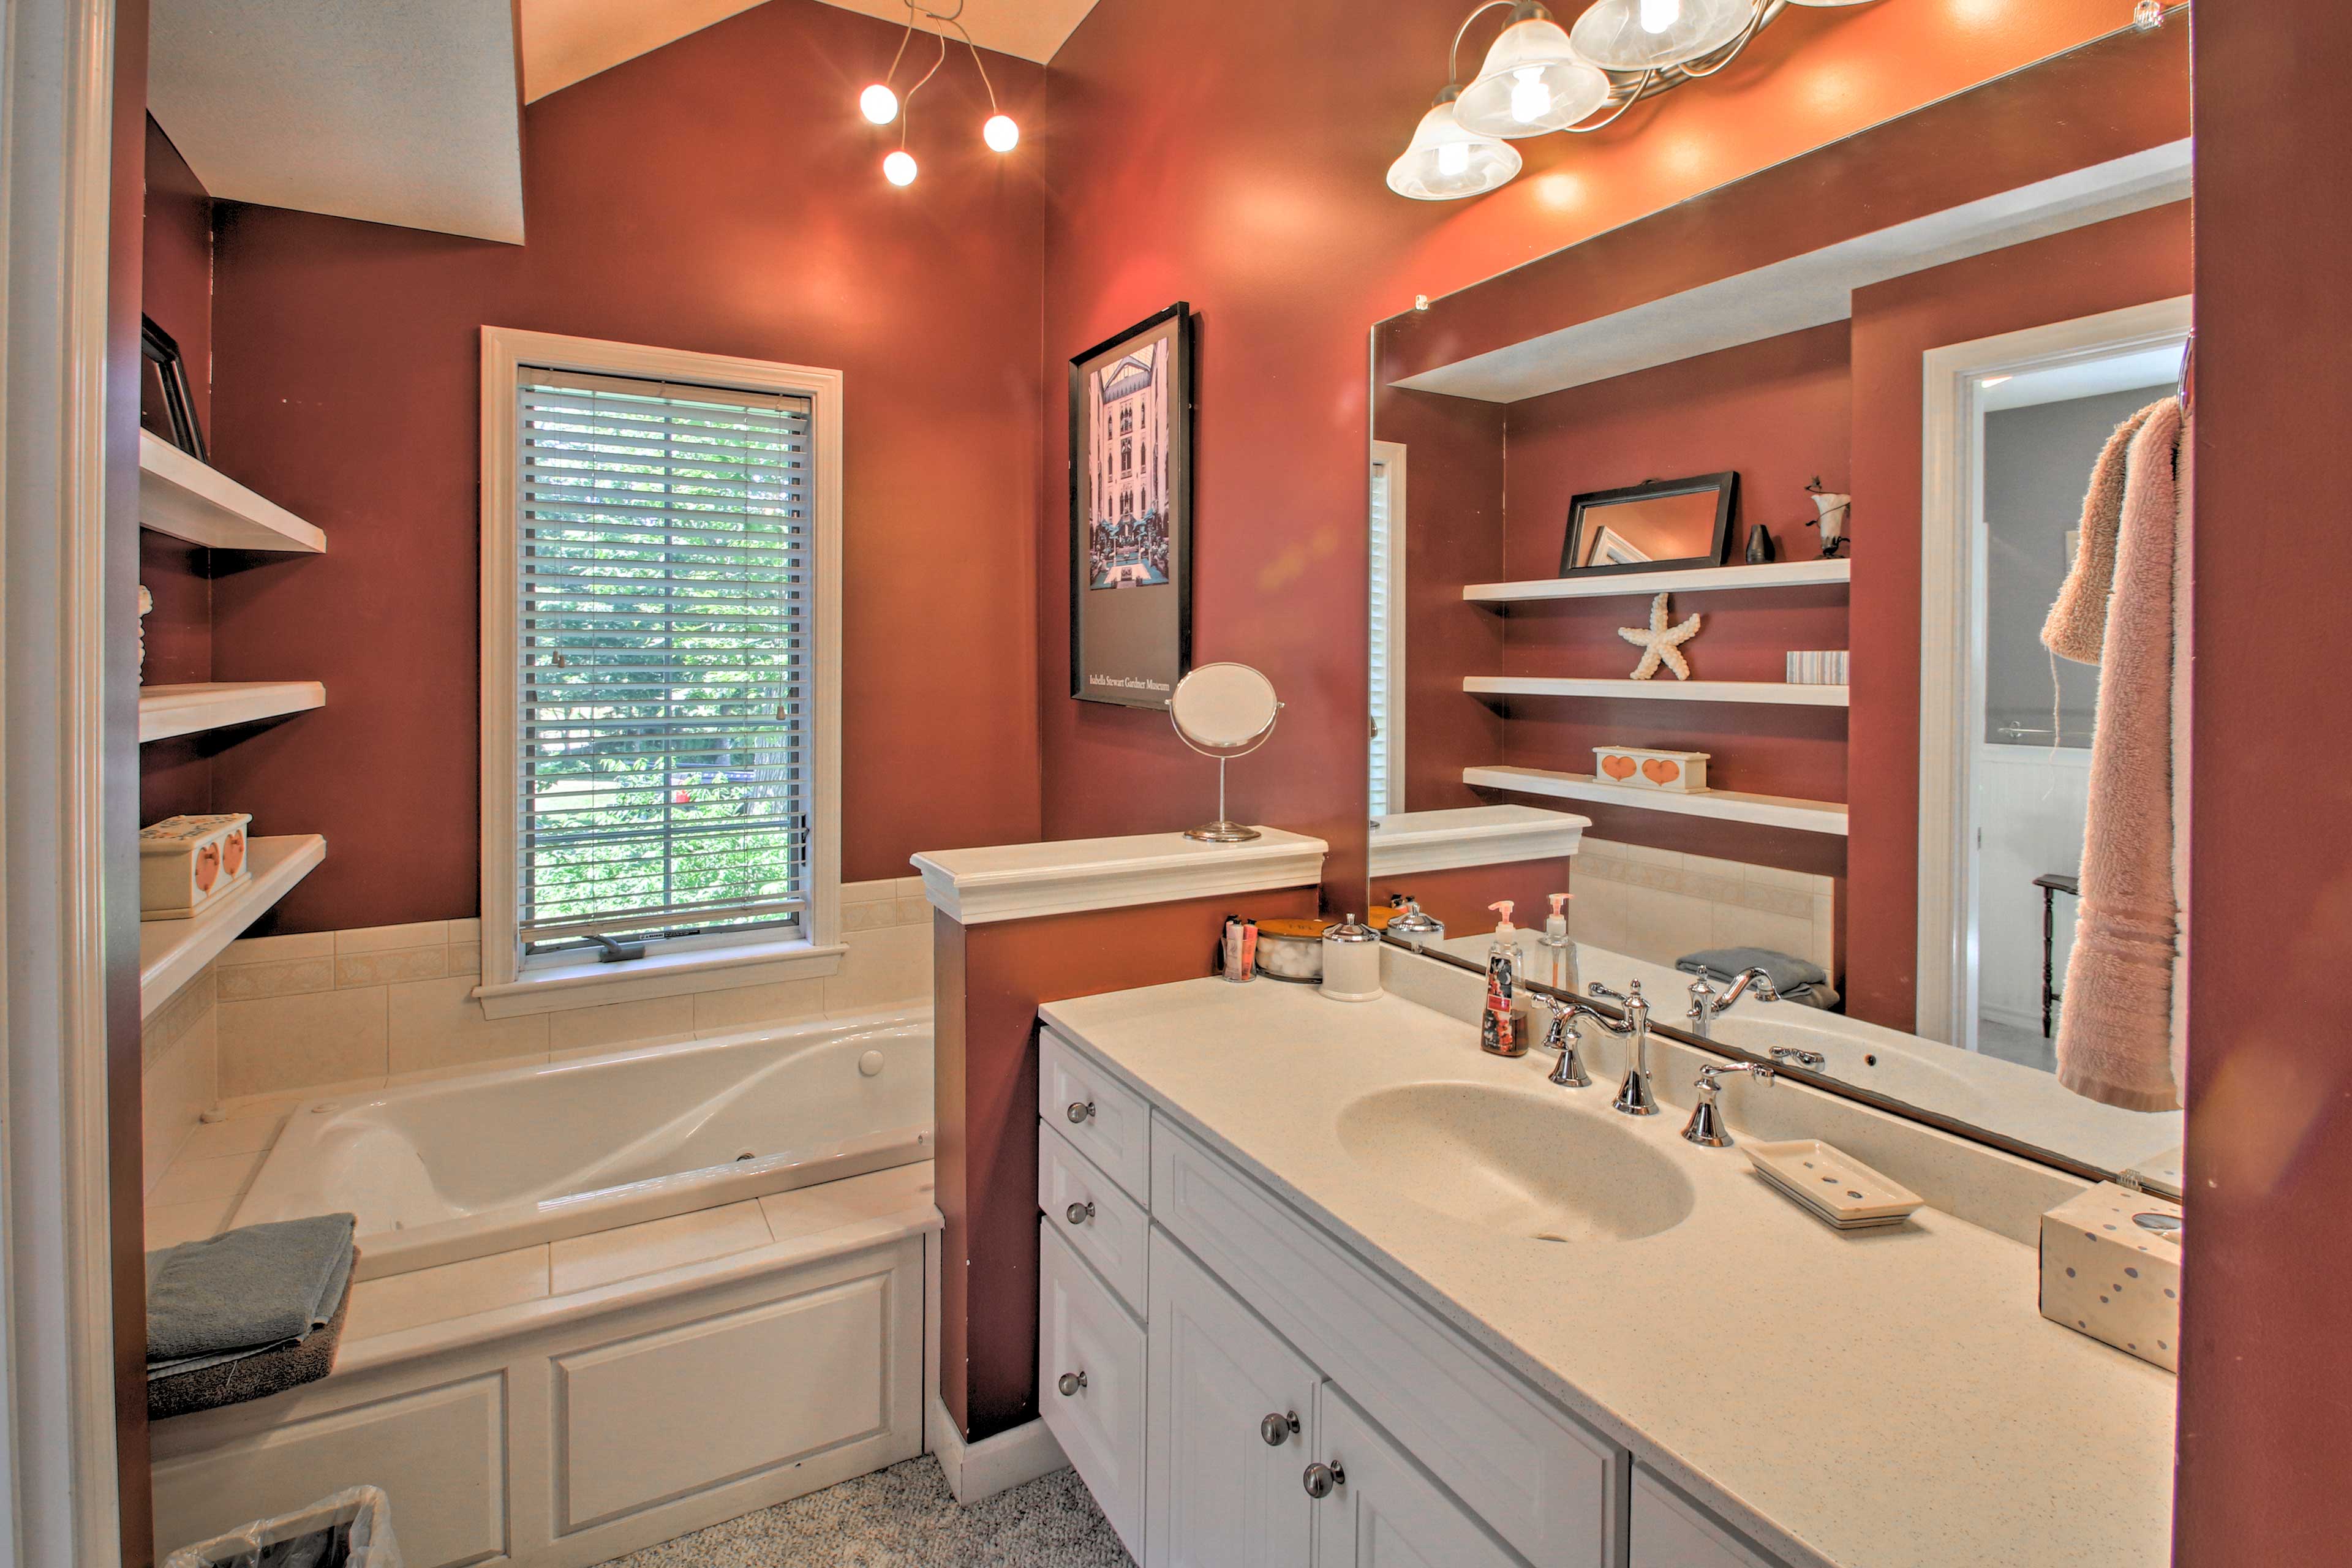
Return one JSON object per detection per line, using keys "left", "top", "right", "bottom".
{"left": 1393, "top": 0, "right": 1886, "bottom": 201}
{"left": 858, "top": 0, "right": 1019, "bottom": 184}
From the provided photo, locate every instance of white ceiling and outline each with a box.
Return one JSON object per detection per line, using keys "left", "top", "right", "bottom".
{"left": 521, "top": 0, "right": 1104, "bottom": 100}
{"left": 1979, "top": 345, "right": 2184, "bottom": 412}
{"left": 150, "top": 0, "right": 526, "bottom": 244}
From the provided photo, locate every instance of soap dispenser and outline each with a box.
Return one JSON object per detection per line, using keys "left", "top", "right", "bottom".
{"left": 1539, "top": 892, "right": 1580, "bottom": 997}
{"left": 1481, "top": 902, "right": 1526, "bottom": 1057}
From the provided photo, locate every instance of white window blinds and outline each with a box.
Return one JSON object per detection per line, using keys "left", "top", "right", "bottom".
{"left": 513, "top": 368, "right": 814, "bottom": 952}
{"left": 1368, "top": 452, "right": 1398, "bottom": 819}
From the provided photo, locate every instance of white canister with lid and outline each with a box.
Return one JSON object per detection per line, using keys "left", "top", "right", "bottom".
{"left": 1321, "top": 914, "right": 1383, "bottom": 1003}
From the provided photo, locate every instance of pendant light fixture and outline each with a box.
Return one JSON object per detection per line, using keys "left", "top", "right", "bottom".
{"left": 1455, "top": 2, "right": 1610, "bottom": 138}
{"left": 1569, "top": 0, "right": 1757, "bottom": 72}
{"left": 1387, "top": 86, "right": 1523, "bottom": 201}
{"left": 856, "top": 1, "right": 1019, "bottom": 183}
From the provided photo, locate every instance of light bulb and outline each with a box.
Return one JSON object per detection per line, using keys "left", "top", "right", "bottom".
{"left": 983, "top": 113, "right": 1019, "bottom": 152}
{"left": 1509, "top": 69, "right": 1553, "bottom": 125}
{"left": 860, "top": 83, "right": 899, "bottom": 125}
{"left": 883, "top": 149, "right": 918, "bottom": 186}
{"left": 1437, "top": 141, "right": 1471, "bottom": 178}
{"left": 1641, "top": 0, "right": 1681, "bottom": 31}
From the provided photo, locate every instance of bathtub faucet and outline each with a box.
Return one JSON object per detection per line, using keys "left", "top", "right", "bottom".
{"left": 1684, "top": 967, "right": 1782, "bottom": 1041}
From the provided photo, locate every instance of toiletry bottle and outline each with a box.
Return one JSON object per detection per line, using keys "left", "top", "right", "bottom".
{"left": 1481, "top": 902, "right": 1522, "bottom": 1056}
{"left": 1543, "top": 892, "right": 1580, "bottom": 996}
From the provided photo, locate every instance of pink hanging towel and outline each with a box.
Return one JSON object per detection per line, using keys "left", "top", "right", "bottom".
{"left": 2045, "top": 397, "right": 2186, "bottom": 1112}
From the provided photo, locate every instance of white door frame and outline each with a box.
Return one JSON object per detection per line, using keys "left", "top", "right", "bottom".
{"left": 1915, "top": 295, "right": 2192, "bottom": 1046}
{"left": 2, "top": 0, "right": 131, "bottom": 1560}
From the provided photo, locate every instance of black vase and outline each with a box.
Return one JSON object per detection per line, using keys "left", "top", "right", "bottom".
{"left": 1745, "top": 522, "right": 1775, "bottom": 564}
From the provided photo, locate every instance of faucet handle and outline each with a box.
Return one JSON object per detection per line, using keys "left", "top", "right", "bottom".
{"left": 1768, "top": 1046, "right": 1826, "bottom": 1069}
{"left": 1683, "top": 1062, "right": 1774, "bottom": 1147}
{"left": 1528, "top": 994, "right": 1593, "bottom": 1088}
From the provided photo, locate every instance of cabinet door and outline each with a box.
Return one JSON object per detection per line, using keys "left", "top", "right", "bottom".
{"left": 1040, "top": 1223, "right": 1148, "bottom": 1558}
{"left": 1630, "top": 1464, "right": 1782, "bottom": 1568}
{"left": 1310, "top": 1387, "right": 1520, "bottom": 1568}
{"left": 1147, "top": 1228, "right": 1320, "bottom": 1568}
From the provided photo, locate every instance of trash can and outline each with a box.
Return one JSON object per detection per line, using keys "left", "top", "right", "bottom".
{"left": 160, "top": 1485, "right": 401, "bottom": 1568}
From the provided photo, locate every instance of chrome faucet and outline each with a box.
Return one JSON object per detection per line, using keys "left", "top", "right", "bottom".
{"left": 1684, "top": 966, "right": 1784, "bottom": 1040}
{"left": 1681, "top": 1062, "right": 1774, "bottom": 1148}
{"left": 1528, "top": 992, "right": 1596, "bottom": 1088}
{"left": 1768, "top": 1046, "right": 1826, "bottom": 1069}
{"left": 1584, "top": 981, "right": 1657, "bottom": 1116}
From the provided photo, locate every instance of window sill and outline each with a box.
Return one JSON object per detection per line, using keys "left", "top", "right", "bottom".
{"left": 472, "top": 937, "right": 847, "bottom": 1019}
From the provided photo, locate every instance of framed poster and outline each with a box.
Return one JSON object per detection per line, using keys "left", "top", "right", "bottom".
{"left": 1071, "top": 301, "right": 1194, "bottom": 707}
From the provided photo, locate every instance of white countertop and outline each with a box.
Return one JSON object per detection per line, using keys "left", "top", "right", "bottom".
{"left": 1040, "top": 976, "right": 2174, "bottom": 1568}
{"left": 911, "top": 827, "right": 1326, "bottom": 924}
{"left": 1367, "top": 803, "right": 1588, "bottom": 876}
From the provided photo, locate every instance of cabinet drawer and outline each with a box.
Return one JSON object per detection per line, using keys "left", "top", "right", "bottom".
{"left": 1632, "top": 1464, "right": 1783, "bottom": 1568}
{"left": 1154, "top": 1120, "right": 1624, "bottom": 1567}
{"left": 1040, "top": 1027, "right": 1152, "bottom": 1202}
{"left": 1039, "top": 1121, "right": 1150, "bottom": 1316}
{"left": 1039, "top": 1221, "right": 1147, "bottom": 1558}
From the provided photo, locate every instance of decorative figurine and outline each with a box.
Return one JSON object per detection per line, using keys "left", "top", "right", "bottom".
{"left": 1804, "top": 477, "right": 1851, "bottom": 558}
{"left": 1619, "top": 592, "right": 1703, "bottom": 681}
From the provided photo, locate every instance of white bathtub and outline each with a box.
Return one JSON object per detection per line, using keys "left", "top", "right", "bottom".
{"left": 233, "top": 1007, "right": 933, "bottom": 1278}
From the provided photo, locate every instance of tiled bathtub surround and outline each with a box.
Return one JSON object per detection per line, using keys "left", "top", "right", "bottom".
{"left": 1570, "top": 838, "right": 1836, "bottom": 980}
{"left": 211, "top": 879, "right": 933, "bottom": 1101}
{"left": 142, "top": 962, "right": 219, "bottom": 1195}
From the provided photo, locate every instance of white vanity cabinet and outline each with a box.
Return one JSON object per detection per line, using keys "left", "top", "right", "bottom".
{"left": 1036, "top": 1026, "right": 1795, "bottom": 1568}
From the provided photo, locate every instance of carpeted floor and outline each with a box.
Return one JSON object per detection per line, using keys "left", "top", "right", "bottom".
{"left": 597, "top": 1456, "right": 1134, "bottom": 1567}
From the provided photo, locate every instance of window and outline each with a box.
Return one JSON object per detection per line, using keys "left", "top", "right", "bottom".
{"left": 479, "top": 330, "right": 842, "bottom": 1014}
{"left": 1368, "top": 441, "right": 1407, "bottom": 818}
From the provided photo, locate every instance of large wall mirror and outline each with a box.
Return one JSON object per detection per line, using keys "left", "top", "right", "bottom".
{"left": 1362, "top": 21, "right": 2192, "bottom": 1183}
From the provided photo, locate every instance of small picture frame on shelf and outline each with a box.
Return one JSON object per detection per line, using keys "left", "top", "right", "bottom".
{"left": 140, "top": 315, "right": 206, "bottom": 463}
{"left": 1559, "top": 472, "right": 1736, "bottom": 578}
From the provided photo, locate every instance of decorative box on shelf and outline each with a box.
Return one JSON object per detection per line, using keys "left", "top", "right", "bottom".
{"left": 2040, "top": 1181, "right": 2182, "bottom": 1373}
{"left": 1594, "top": 746, "right": 1709, "bottom": 793}
{"left": 139, "top": 812, "right": 252, "bottom": 921}
{"left": 1787, "top": 650, "right": 1849, "bottom": 685}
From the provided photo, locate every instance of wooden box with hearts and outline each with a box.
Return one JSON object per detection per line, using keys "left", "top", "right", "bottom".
{"left": 1594, "top": 747, "right": 1710, "bottom": 793}
{"left": 138, "top": 812, "right": 253, "bottom": 921}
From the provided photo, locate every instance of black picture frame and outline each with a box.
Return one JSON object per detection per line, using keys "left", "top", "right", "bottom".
{"left": 1557, "top": 472, "right": 1738, "bottom": 578}
{"left": 140, "top": 315, "right": 207, "bottom": 463}
{"left": 1069, "top": 301, "right": 1195, "bottom": 707}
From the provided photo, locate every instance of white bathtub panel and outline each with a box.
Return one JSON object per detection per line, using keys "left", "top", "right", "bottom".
{"left": 556, "top": 1268, "right": 897, "bottom": 1531}
{"left": 153, "top": 1372, "right": 509, "bottom": 1568}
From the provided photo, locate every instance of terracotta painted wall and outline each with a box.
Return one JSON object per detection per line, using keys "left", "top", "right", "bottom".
{"left": 1844, "top": 200, "right": 2191, "bottom": 1030}
{"left": 205, "top": 0, "right": 1046, "bottom": 932}
{"left": 1039, "top": 1, "right": 2177, "bottom": 918}
{"left": 140, "top": 116, "right": 216, "bottom": 826}
{"left": 934, "top": 888, "right": 1316, "bottom": 1441}
{"left": 2178, "top": 4, "right": 2352, "bottom": 1560}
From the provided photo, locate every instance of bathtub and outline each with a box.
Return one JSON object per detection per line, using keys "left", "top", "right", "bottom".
{"left": 233, "top": 1007, "right": 933, "bottom": 1278}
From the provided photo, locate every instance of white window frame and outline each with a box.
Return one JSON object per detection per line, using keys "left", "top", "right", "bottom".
{"left": 475, "top": 327, "right": 844, "bottom": 1017}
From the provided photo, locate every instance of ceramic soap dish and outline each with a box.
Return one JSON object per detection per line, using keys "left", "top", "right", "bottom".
{"left": 1744, "top": 1140, "right": 1923, "bottom": 1231}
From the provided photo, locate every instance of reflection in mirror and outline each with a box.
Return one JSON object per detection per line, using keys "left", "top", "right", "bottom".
{"left": 1362, "top": 24, "right": 2192, "bottom": 1180}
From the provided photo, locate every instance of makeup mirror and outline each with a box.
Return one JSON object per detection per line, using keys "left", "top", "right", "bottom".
{"left": 1168, "top": 662, "right": 1280, "bottom": 843}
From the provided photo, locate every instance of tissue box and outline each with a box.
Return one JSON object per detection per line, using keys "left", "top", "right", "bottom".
{"left": 2040, "top": 1182, "right": 2182, "bottom": 1371}
{"left": 1594, "top": 746, "right": 1709, "bottom": 793}
{"left": 138, "top": 813, "right": 251, "bottom": 921}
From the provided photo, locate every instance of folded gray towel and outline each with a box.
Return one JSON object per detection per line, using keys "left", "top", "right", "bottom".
{"left": 148, "top": 1243, "right": 352, "bottom": 1380}
{"left": 1676, "top": 947, "right": 1830, "bottom": 997}
{"left": 146, "top": 1213, "right": 356, "bottom": 1365}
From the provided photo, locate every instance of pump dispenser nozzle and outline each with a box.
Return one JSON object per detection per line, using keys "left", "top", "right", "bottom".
{"left": 1489, "top": 900, "right": 1515, "bottom": 932}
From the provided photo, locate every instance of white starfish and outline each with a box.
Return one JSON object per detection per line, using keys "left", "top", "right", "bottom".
{"left": 1618, "top": 592, "right": 1703, "bottom": 680}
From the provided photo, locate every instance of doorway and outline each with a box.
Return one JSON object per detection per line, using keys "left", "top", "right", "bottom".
{"left": 1917, "top": 297, "right": 2192, "bottom": 1057}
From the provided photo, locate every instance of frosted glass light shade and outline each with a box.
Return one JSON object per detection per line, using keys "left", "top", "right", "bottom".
{"left": 859, "top": 83, "right": 899, "bottom": 124}
{"left": 983, "top": 113, "right": 1020, "bottom": 151}
{"left": 1385, "top": 92, "right": 1521, "bottom": 202}
{"left": 1457, "top": 13, "right": 1611, "bottom": 137}
{"left": 883, "top": 149, "right": 918, "bottom": 186}
{"left": 1569, "top": 0, "right": 1755, "bottom": 71}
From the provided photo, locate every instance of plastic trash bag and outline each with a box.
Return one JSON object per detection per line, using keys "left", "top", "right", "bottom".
{"left": 160, "top": 1485, "right": 401, "bottom": 1568}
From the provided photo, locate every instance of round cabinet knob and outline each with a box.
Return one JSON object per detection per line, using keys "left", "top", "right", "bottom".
{"left": 1065, "top": 1200, "right": 1095, "bottom": 1226}
{"left": 1302, "top": 1461, "right": 1346, "bottom": 1499}
{"left": 1057, "top": 1371, "right": 1087, "bottom": 1397}
{"left": 1066, "top": 1101, "right": 1096, "bottom": 1125}
{"left": 1260, "top": 1412, "right": 1299, "bottom": 1447}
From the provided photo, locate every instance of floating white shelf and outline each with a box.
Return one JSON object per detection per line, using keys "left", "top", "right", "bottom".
{"left": 138, "top": 680, "right": 326, "bottom": 743}
{"left": 139, "top": 834, "right": 326, "bottom": 1018}
{"left": 1463, "top": 766, "right": 1849, "bottom": 836}
{"left": 138, "top": 431, "right": 325, "bottom": 553}
{"left": 1463, "top": 676, "right": 1849, "bottom": 708}
{"left": 1463, "top": 559, "right": 1850, "bottom": 603}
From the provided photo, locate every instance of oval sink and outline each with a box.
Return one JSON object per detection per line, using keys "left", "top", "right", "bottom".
{"left": 1708, "top": 1016, "right": 1995, "bottom": 1122}
{"left": 1335, "top": 1082, "right": 1695, "bottom": 1244}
